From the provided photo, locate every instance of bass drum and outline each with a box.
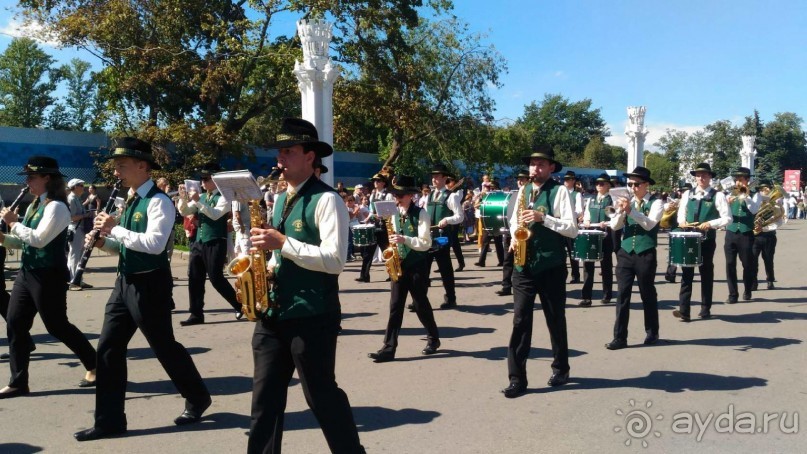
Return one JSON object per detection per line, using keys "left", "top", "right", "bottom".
{"left": 479, "top": 191, "right": 517, "bottom": 236}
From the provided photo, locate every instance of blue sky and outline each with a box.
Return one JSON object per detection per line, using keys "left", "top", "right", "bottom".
{"left": 1, "top": 0, "right": 805, "bottom": 152}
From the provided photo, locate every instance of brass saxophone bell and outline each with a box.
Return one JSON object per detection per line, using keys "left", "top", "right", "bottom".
{"left": 228, "top": 255, "right": 253, "bottom": 277}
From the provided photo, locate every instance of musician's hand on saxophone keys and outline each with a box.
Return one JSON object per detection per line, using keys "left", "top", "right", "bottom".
{"left": 250, "top": 226, "right": 286, "bottom": 251}
{"left": 388, "top": 234, "right": 405, "bottom": 244}
{"left": 521, "top": 209, "right": 544, "bottom": 224}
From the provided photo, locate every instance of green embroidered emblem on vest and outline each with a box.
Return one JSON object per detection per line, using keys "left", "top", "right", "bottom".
{"left": 621, "top": 197, "right": 659, "bottom": 253}
{"left": 119, "top": 184, "right": 170, "bottom": 274}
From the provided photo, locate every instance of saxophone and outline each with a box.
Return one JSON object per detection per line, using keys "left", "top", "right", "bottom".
{"left": 381, "top": 215, "right": 403, "bottom": 282}
{"left": 513, "top": 187, "right": 532, "bottom": 267}
{"left": 227, "top": 200, "right": 278, "bottom": 321}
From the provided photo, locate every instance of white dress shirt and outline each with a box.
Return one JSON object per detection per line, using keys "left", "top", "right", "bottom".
{"left": 3, "top": 194, "right": 71, "bottom": 250}
{"left": 676, "top": 186, "right": 732, "bottom": 229}
{"left": 100, "top": 179, "right": 174, "bottom": 255}
{"left": 609, "top": 194, "right": 664, "bottom": 231}
{"left": 177, "top": 189, "right": 230, "bottom": 220}
{"left": 267, "top": 178, "right": 349, "bottom": 275}
{"left": 508, "top": 182, "right": 579, "bottom": 248}
{"left": 391, "top": 205, "right": 431, "bottom": 252}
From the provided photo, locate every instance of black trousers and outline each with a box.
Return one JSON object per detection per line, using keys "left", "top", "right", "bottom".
{"left": 564, "top": 237, "right": 580, "bottom": 280}
{"left": 508, "top": 265, "right": 568, "bottom": 386}
{"left": 447, "top": 225, "right": 465, "bottom": 268}
{"left": 249, "top": 313, "right": 363, "bottom": 454}
{"left": 752, "top": 231, "right": 777, "bottom": 284}
{"left": 678, "top": 238, "right": 717, "bottom": 317}
{"left": 724, "top": 230, "right": 754, "bottom": 299}
{"left": 381, "top": 260, "right": 439, "bottom": 352}
{"left": 501, "top": 235, "right": 514, "bottom": 291}
{"left": 188, "top": 238, "right": 239, "bottom": 318}
{"left": 426, "top": 244, "right": 456, "bottom": 301}
{"left": 359, "top": 225, "right": 388, "bottom": 281}
{"left": 582, "top": 230, "right": 614, "bottom": 300}
{"left": 94, "top": 270, "right": 210, "bottom": 430}
{"left": 478, "top": 230, "right": 504, "bottom": 266}
{"left": 614, "top": 249, "right": 659, "bottom": 341}
{"left": 6, "top": 267, "right": 96, "bottom": 389}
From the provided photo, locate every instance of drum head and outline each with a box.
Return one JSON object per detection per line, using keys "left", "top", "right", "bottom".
{"left": 670, "top": 231, "right": 702, "bottom": 238}
{"left": 578, "top": 229, "right": 607, "bottom": 237}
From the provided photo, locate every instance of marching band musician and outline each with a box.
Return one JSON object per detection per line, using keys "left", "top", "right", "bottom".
{"left": 752, "top": 181, "right": 784, "bottom": 291}
{"left": 724, "top": 167, "right": 762, "bottom": 304}
{"left": 368, "top": 175, "right": 441, "bottom": 363}
{"left": 0, "top": 157, "right": 97, "bottom": 399}
{"left": 475, "top": 180, "right": 505, "bottom": 268}
{"left": 664, "top": 182, "right": 693, "bottom": 284}
{"left": 502, "top": 145, "right": 577, "bottom": 399}
{"left": 562, "top": 171, "right": 583, "bottom": 284}
{"left": 445, "top": 175, "right": 467, "bottom": 272}
{"left": 74, "top": 139, "right": 211, "bottom": 440}
{"left": 580, "top": 173, "right": 615, "bottom": 306}
{"left": 176, "top": 162, "right": 243, "bottom": 325}
{"left": 356, "top": 171, "right": 393, "bottom": 283}
{"left": 248, "top": 118, "right": 365, "bottom": 454}
{"left": 425, "top": 163, "right": 464, "bottom": 309}
{"left": 672, "top": 163, "right": 732, "bottom": 322}
{"left": 606, "top": 166, "right": 663, "bottom": 351}
{"left": 495, "top": 169, "right": 531, "bottom": 297}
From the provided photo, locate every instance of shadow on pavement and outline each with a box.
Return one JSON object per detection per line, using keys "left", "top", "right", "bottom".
{"left": 0, "top": 443, "right": 43, "bottom": 454}
{"left": 715, "top": 310, "right": 807, "bottom": 324}
{"left": 556, "top": 370, "right": 767, "bottom": 393}
{"left": 430, "top": 346, "right": 588, "bottom": 362}
{"left": 666, "top": 336, "right": 801, "bottom": 351}
{"left": 127, "top": 346, "right": 211, "bottom": 360}
{"left": 341, "top": 326, "right": 495, "bottom": 339}
{"left": 283, "top": 406, "right": 441, "bottom": 432}
{"left": 125, "top": 375, "right": 256, "bottom": 397}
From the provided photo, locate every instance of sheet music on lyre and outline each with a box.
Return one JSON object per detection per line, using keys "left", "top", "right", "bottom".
{"left": 608, "top": 187, "right": 632, "bottom": 205}
{"left": 373, "top": 200, "right": 398, "bottom": 218}
{"left": 211, "top": 170, "right": 262, "bottom": 202}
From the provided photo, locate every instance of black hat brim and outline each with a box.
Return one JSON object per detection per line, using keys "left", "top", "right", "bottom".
{"left": 17, "top": 169, "right": 67, "bottom": 177}
{"left": 690, "top": 169, "right": 717, "bottom": 178}
{"left": 388, "top": 186, "right": 419, "bottom": 195}
{"left": 520, "top": 154, "right": 562, "bottom": 173}
{"left": 624, "top": 172, "right": 656, "bottom": 186}
{"left": 103, "top": 149, "right": 162, "bottom": 170}
{"left": 268, "top": 139, "right": 333, "bottom": 158}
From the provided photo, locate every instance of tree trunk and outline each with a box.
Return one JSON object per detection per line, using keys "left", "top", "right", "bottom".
{"left": 382, "top": 130, "right": 405, "bottom": 169}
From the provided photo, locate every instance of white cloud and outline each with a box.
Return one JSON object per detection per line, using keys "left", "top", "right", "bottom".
{"left": 553, "top": 70, "right": 565, "bottom": 78}
{"left": 605, "top": 120, "right": 704, "bottom": 153}
{"left": 0, "top": 19, "right": 62, "bottom": 47}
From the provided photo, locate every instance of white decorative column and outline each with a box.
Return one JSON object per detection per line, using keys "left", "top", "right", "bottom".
{"left": 294, "top": 19, "right": 340, "bottom": 186}
{"left": 625, "top": 106, "right": 649, "bottom": 171}
{"left": 740, "top": 135, "right": 757, "bottom": 177}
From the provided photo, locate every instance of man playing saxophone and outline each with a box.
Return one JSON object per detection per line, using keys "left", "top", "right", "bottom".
{"left": 501, "top": 145, "right": 577, "bottom": 399}
{"left": 368, "top": 175, "right": 441, "bottom": 363}
{"left": 672, "top": 163, "right": 731, "bottom": 322}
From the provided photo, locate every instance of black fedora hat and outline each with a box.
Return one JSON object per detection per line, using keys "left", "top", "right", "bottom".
{"left": 17, "top": 155, "right": 66, "bottom": 176}
{"left": 521, "top": 144, "right": 563, "bottom": 173}
{"left": 680, "top": 182, "right": 693, "bottom": 191}
{"left": 106, "top": 137, "right": 161, "bottom": 170}
{"left": 267, "top": 118, "right": 333, "bottom": 157}
{"left": 595, "top": 173, "right": 613, "bottom": 186}
{"left": 563, "top": 170, "right": 577, "bottom": 180}
{"left": 430, "top": 163, "right": 455, "bottom": 178}
{"left": 516, "top": 169, "right": 530, "bottom": 179}
{"left": 199, "top": 162, "right": 221, "bottom": 177}
{"left": 624, "top": 166, "right": 656, "bottom": 185}
{"left": 318, "top": 164, "right": 329, "bottom": 175}
{"left": 369, "top": 172, "right": 389, "bottom": 185}
{"left": 732, "top": 167, "right": 752, "bottom": 178}
{"left": 388, "top": 175, "right": 420, "bottom": 195}
{"left": 690, "top": 162, "right": 717, "bottom": 178}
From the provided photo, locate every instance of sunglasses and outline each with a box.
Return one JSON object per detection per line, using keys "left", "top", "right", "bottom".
{"left": 626, "top": 182, "right": 645, "bottom": 188}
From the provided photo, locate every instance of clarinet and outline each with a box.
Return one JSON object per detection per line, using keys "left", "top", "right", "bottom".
{"left": 1, "top": 186, "right": 30, "bottom": 233}
{"left": 69, "top": 180, "right": 123, "bottom": 286}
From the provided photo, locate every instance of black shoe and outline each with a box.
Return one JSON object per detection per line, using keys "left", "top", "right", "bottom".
{"left": 474, "top": 262, "right": 484, "bottom": 267}
{"left": 501, "top": 382, "right": 527, "bottom": 399}
{"left": 672, "top": 310, "right": 690, "bottom": 322}
{"left": 0, "top": 386, "right": 30, "bottom": 399}
{"left": 698, "top": 309, "right": 711, "bottom": 319}
{"left": 751, "top": 283, "right": 758, "bottom": 291}
{"left": 643, "top": 333, "right": 659, "bottom": 345}
{"left": 496, "top": 262, "right": 503, "bottom": 267}
{"left": 495, "top": 289, "right": 512, "bottom": 296}
{"left": 600, "top": 296, "right": 612, "bottom": 305}
{"left": 407, "top": 303, "right": 416, "bottom": 312}
{"left": 179, "top": 317, "right": 204, "bottom": 326}
{"left": 725, "top": 298, "right": 738, "bottom": 304}
{"left": 455, "top": 265, "right": 464, "bottom": 272}
{"left": 385, "top": 277, "right": 392, "bottom": 282}
{"left": 440, "top": 298, "right": 457, "bottom": 309}
{"left": 767, "top": 281, "right": 775, "bottom": 290}
{"left": 605, "top": 339, "right": 628, "bottom": 350}
{"left": 368, "top": 350, "right": 395, "bottom": 363}
{"left": 569, "top": 277, "right": 581, "bottom": 284}
{"left": 664, "top": 275, "right": 676, "bottom": 283}
{"left": 743, "top": 292, "right": 752, "bottom": 301}
{"left": 354, "top": 276, "right": 369, "bottom": 283}
{"left": 78, "top": 378, "right": 96, "bottom": 388}
{"left": 422, "top": 340, "right": 441, "bottom": 355}
{"left": 174, "top": 397, "right": 212, "bottom": 425}
{"left": 547, "top": 372, "right": 569, "bottom": 387}
{"left": 579, "top": 299, "right": 592, "bottom": 307}
{"left": 74, "top": 426, "right": 127, "bottom": 442}
{"left": 0, "top": 353, "right": 7, "bottom": 360}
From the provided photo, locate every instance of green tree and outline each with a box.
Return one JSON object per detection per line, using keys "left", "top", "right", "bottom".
{"left": 757, "top": 112, "right": 807, "bottom": 183}
{"left": 516, "top": 94, "right": 609, "bottom": 166}
{"left": 702, "top": 120, "right": 741, "bottom": 178}
{"left": 61, "top": 58, "right": 99, "bottom": 131}
{"left": 644, "top": 151, "right": 679, "bottom": 192}
{"left": 582, "top": 136, "right": 626, "bottom": 169}
{"left": 0, "top": 37, "right": 60, "bottom": 127}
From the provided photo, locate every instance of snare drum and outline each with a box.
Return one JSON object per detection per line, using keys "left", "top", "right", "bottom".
{"left": 479, "top": 191, "right": 517, "bottom": 236}
{"left": 574, "top": 229, "right": 607, "bottom": 262}
{"left": 352, "top": 224, "right": 377, "bottom": 248}
{"left": 668, "top": 231, "right": 703, "bottom": 267}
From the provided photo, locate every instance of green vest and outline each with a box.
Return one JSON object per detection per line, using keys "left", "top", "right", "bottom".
{"left": 727, "top": 194, "right": 755, "bottom": 233}
{"left": 270, "top": 179, "right": 340, "bottom": 321}
{"left": 685, "top": 188, "right": 719, "bottom": 240}
{"left": 514, "top": 180, "right": 566, "bottom": 275}
{"left": 197, "top": 192, "right": 229, "bottom": 243}
{"left": 621, "top": 197, "right": 659, "bottom": 254}
{"left": 21, "top": 198, "right": 68, "bottom": 270}
{"left": 119, "top": 184, "right": 171, "bottom": 274}
{"left": 588, "top": 194, "right": 613, "bottom": 223}
{"left": 394, "top": 205, "right": 428, "bottom": 271}
{"left": 426, "top": 189, "right": 454, "bottom": 225}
